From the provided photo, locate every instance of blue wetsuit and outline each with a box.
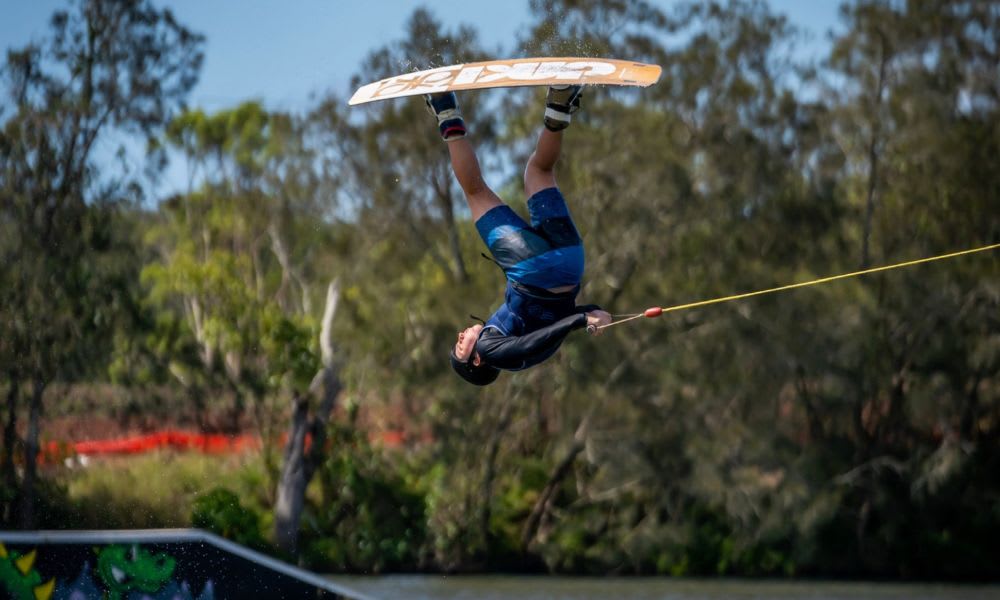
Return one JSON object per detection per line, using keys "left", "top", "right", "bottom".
{"left": 473, "top": 187, "right": 601, "bottom": 370}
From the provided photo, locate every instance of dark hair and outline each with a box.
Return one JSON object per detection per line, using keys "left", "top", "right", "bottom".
{"left": 449, "top": 351, "right": 500, "bottom": 386}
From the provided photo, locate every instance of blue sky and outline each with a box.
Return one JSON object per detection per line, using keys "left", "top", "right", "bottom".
{"left": 3, "top": 1, "right": 843, "bottom": 111}
{"left": 2, "top": 1, "right": 843, "bottom": 195}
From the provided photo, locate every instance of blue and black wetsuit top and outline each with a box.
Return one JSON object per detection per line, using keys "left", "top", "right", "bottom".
{"left": 472, "top": 187, "right": 601, "bottom": 371}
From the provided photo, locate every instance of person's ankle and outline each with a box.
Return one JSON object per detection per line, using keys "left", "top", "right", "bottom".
{"left": 544, "top": 85, "right": 583, "bottom": 132}
{"left": 426, "top": 92, "right": 467, "bottom": 140}
{"left": 440, "top": 119, "right": 467, "bottom": 141}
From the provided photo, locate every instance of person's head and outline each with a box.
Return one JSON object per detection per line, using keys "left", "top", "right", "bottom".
{"left": 449, "top": 323, "right": 499, "bottom": 386}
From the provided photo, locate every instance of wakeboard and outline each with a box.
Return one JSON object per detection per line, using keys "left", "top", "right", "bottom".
{"left": 348, "top": 57, "right": 662, "bottom": 106}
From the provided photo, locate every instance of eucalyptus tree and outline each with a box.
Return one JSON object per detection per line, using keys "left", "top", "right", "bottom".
{"left": 0, "top": 0, "right": 203, "bottom": 527}
{"left": 296, "top": 8, "right": 508, "bottom": 566}
{"left": 315, "top": 8, "right": 505, "bottom": 376}
{"left": 149, "top": 101, "right": 347, "bottom": 555}
{"left": 490, "top": 0, "right": 832, "bottom": 574}
{"left": 815, "top": 0, "right": 1000, "bottom": 577}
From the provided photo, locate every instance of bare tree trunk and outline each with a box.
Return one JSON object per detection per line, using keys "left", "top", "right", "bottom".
{"left": 520, "top": 415, "right": 590, "bottom": 552}
{"left": 269, "top": 224, "right": 312, "bottom": 316}
{"left": 960, "top": 374, "right": 981, "bottom": 442}
{"left": 274, "top": 280, "right": 341, "bottom": 556}
{"left": 480, "top": 398, "right": 515, "bottom": 558}
{"left": 861, "top": 30, "right": 889, "bottom": 269}
{"left": 432, "top": 165, "right": 468, "bottom": 282}
{"left": 2, "top": 376, "right": 19, "bottom": 490}
{"left": 274, "top": 389, "right": 311, "bottom": 554}
{"left": 185, "top": 296, "right": 214, "bottom": 370}
{"left": 856, "top": 496, "right": 872, "bottom": 566}
{"left": 796, "top": 366, "right": 824, "bottom": 442}
{"left": 518, "top": 363, "right": 627, "bottom": 553}
{"left": 20, "top": 377, "right": 44, "bottom": 529}
{"left": 2, "top": 376, "right": 19, "bottom": 524}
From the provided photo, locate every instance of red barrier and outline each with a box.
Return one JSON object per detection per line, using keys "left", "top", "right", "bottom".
{"left": 38, "top": 427, "right": 407, "bottom": 464}
{"left": 43, "top": 430, "right": 262, "bottom": 461}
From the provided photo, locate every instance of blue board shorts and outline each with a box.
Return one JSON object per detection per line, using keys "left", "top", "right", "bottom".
{"left": 475, "top": 187, "right": 584, "bottom": 289}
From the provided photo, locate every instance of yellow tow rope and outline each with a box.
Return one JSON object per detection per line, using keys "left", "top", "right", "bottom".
{"left": 598, "top": 242, "right": 1000, "bottom": 330}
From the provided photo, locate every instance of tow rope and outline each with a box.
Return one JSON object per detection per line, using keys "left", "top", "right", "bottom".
{"left": 596, "top": 242, "right": 1000, "bottom": 331}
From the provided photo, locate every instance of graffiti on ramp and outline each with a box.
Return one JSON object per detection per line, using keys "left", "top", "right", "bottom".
{"left": 0, "top": 530, "right": 369, "bottom": 600}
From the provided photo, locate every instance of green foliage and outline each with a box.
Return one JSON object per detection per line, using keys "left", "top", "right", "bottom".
{"left": 57, "top": 453, "right": 269, "bottom": 531}
{"left": 191, "top": 487, "right": 269, "bottom": 551}
{"left": 0, "top": 0, "right": 205, "bottom": 528}
{"left": 303, "top": 425, "right": 426, "bottom": 573}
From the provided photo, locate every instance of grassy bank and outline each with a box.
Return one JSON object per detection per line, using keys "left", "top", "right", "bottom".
{"left": 51, "top": 452, "right": 274, "bottom": 530}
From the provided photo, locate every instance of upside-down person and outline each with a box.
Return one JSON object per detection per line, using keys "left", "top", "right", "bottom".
{"left": 426, "top": 86, "right": 612, "bottom": 386}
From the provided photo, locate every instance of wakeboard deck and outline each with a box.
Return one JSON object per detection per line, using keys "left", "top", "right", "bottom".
{"left": 348, "top": 57, "right": 662, "bottom": 106}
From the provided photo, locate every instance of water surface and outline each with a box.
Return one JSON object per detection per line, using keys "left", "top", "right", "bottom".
{"left": 326, "top": 575, "right": 999, "bottom": 600}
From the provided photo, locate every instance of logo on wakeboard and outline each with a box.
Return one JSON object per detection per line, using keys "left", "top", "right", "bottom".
{"left": 348, "top": 57, "right": 662, "bottom": 105}
{"left": 371, "top": 61, "right": 618, "bottom": 99}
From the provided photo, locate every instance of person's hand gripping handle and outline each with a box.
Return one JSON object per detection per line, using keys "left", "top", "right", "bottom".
{"left": 586, "top": 310, "right": 612, "bottom": 336}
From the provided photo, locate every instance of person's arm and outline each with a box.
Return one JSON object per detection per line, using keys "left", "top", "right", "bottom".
{"left": 476, "top": 306, "right": 609, "bottom": 369}
{"left": 477, "top": 313, "right": 588, "bottom": 370}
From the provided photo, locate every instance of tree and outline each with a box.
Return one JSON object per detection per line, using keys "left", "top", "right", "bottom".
{"left": 273, "top": 280, "right": 342, "bottom": 555}
{"left": 149, "top": 101, "right": 347, "bottom": 555}
{"left": 0, "top": 0, "right": 203, "bottom": 527}
{"left": 813, "top": 0, "right": 1000, "bottom": 575}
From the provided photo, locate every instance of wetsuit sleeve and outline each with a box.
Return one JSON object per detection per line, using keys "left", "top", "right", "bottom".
{"left": 476, "top": 312, "right": 589, "bottom": 370}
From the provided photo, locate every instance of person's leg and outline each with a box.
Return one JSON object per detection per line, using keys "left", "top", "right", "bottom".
{"left": 426, "top": 92, "right": 503, "bottom": 221}
{"left": 523, "top": 128, "right": 562, "bottom": 199}
{"left": 521, "top": 86, "right": 585, "bottom": 290}
{"left": 524, "top": 85, "right": 582, "bottom": 198}
{"left": 446, "top": 137, "right": 503, "bottom": 222}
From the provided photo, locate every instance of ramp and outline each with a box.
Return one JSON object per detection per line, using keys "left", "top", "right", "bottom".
{"left": 0, "top": 529, "right": 374, "bottom": 600}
